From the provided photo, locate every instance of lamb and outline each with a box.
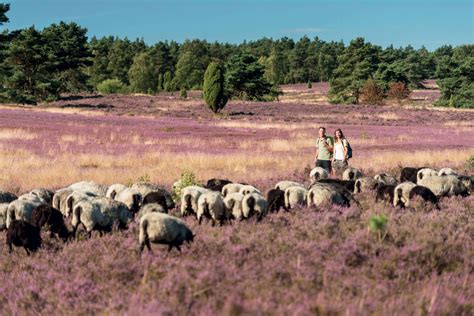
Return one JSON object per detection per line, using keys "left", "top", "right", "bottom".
{"left": 30, "top": 205, "right": 70, "bottom": 241}
{"left": 438, "top": 168, "right": 457, "bottom": 176}
{"left": 342, "top": 167, "right": 363, "bottom": 181}
{"left": 29, "top": 188, "right": 55, "bottom": 206}
{"left": 222, "top": 183, "right": 245, "bottom": 197}
{"left": 136, "top": 203, "right": 167, "bottom": 220}
{"left": 106, "top": 184, "right": 128, "bottom": 199}
{"left": 115, "top": 188, "right": 142, "bottom": 215}
{"left": 6, "top": 198, "right": 46, "bottom": 228}
{"left": 284, "top": 186, "right": 308, "bottom": 209}
{"left": 417, "top": 174, "right": 469, "bottom": 197}
{"left": 131, "top": 182, "right": 175, "bottom": 210}
{"left": 307, "top": 183, "right": 352, "bottom": 208}
{"left": 223, "top": 192, "right": 245, "bottom": 220}
{"left": 416, "top": 168, "right": 439, "bottom": 183}
{"left": 204, "top": 178, "right": 232, "bottom": 192}
{"left": 180, "top": 186, "right": 209, "bottom": 217}
{"left": 409, "top": 186, "right": 439, "bottom": 207}
{"left": 373, "top": 173, "right": 398, "bottom": 186}
{"left": 0, "top": 191, "right": 17, "bottom": 203}
{"left": 375, "top": 184, "right": 396, "bottom": 204}
{"left": 239, "top": 185, "right": 262, "bottom": 196}
{"left": 68, "top": 181, "right": 108, "bottom": 196}
{"left": 241, "top": 193, "right": 267, "bottom": 221}
{"left": 400, "top": 167, "right": 422, "bottom": 183}
{"left": 316, "top": 179, "right": 356, "bottom": 192}
{"left": 6, "top": 220, "right": 42, "bottom": 255}
{"left": 354, "top": 177, "right": 379, "bottom": 194}
{"left": 309, "top": 167, "right": 329, "bottom": 184}
{"left": 393, "top": 182, "right": 417, "bottom": 207}
{"left": 139, "top": 212, "right": 194, "bottom": 253}
{"left": 266, "top": 189, "right": 288, "bottom": 213}
{"left": 0, "top": 203, "right": 9, "bottom": 230}
{"left": 197, "top": 191, "right": 228, "bottom": 226}
{"left": 274, "top": 181, "right": 305, "bottom": 191}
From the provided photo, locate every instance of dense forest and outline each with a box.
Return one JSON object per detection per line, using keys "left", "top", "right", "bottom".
{"left": 0, "top": 3, "right": 472, "bottom": 107}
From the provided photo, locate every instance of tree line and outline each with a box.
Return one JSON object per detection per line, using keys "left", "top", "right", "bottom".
{"left": 0, "top": 3, "right": 472, "bottom": 108}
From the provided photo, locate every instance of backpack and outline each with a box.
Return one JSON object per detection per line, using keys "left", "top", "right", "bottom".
{"left": 345, "top": 139, "right": 353, "bottom": 159}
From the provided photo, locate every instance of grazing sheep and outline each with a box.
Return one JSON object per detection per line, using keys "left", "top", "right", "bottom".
{"left": 180, "top": 186, "right": 209, "bottom": 217}
{"left": 223, "top": 192, "right": 245, "bottom": 220}
{"left": 239, "top": 185, "right": 262, "bottom": 196}
{"left": 316, "top": 179, "right": 356, "bottom": 192}
{"left": 267, "top": 189, "right": 288, "bottom": 213}
{"left": 52, "top": 188, "right": 74, "bottom": 215}
{"left": 393, "top": 182, "right": 417, "bottom": 207}
{"left": 354, "top": 177, "right": 379, "bottom": 194}
{"left": 139, "top": 212, "right": 194, "bottom": 253}
{"left": 142, "top": 191, "right": 168, "bottom": 212}
{"left": 375, "top": 184, "right": 396, "bottom": 204}
{"left": 222, "top": 183, "right": 245, "bottom": 197}
{"left": 285, "top": 186, "right": 308, "bottom": 209}
{"left": 197, "top": 191, "right": 228, "bottom": 226}
{"left": 6, "top": 220, "right": 42, "bottom": 255}
{"left": 29, "top": 188, "right": 54, "bottom": 206}
{"left": 0, "top": 203, "right": 9, "bottom": 230}
{"left": 274, "top": 181, "right": 305, "bottom": 191}
{"left": 409, "top": 186, "right": 439, "bottom": 207}
{"left": 136, "top": 203, "right": 167, "bottom": 220}
{"left": 68, "top": 181, "right": 108, "bottom": 196}
{"left": 106, "top": 184, "right": 128, "bottom": 199}
{"left": 30, "top": 205, "right": 70, "bottom": 241}
{"left": 400, "top": 167, "right": 422, "bottom": 183}
{"left": 342, "top": 167, "right": 363, "bottom": 181}
{"left": 6, "top": 198, "right": 45, "bottom": 228}
{"left": 242, "top": 193, "right": 267, "bottom": 221}
{"left": 131, "top": 182, "right": 175, "bottom": 210}
{"left": 438, "top": 168, "right": 457, "bottom": 176}
{"left": 64, "top": 190, "right": 96, "bottom": 217}
{"left": 0, "top": 191, "right": 17, "bottom": 203}
{"left": 115, "top": 188, "right": 142, "bottom": 215}
{"left": 309, "top": 167, "right": 329, "bottom": 184}
{"left": 307, "top": 183, "right": 352, "bottom": 208}
{"left": 204, "top": 178, "right": 232, "bottom": 192}
{"left": 416, "top": 168, "right": 439, "bottom": 183}
{"left": 374, "top": 173, "right": 398, "bottom": 186}
{"left": 417, "top": 175, "right": 469, "bottom": 197}
{"left": 458, "top": 175, "right": 474, "bottom": 192}
{"left": 18, "top": 193, "right": 46, "bottom": 204}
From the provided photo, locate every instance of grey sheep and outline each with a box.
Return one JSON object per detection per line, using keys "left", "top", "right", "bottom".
{"left": 342, "top": 167, "right": 363, "bottom": 181}
{"left": 373, "top": 173, "right": 397, "bottom": 186}
{"left": 239, "top": 185, "right": 262, "bottom": 196}
{"left": 307, "top": 183, "right": 352, "bottom": 208}
{"left": 197, "top": 191, "right": 228, "bottom": 226}
{"left": 64, "top": 190, "right": 97, "bottom": 217}
{"left": 222, "top": 183, "right": 245, "bottom": 197}
{"left": 131, "top": 182, "right": 175, "bottom": 210}
{"left": 241, "top": 193, "right": 267, "bottom": 221}
{"left": 52, "top": 188, "right": 74, "bottom": 216}
{"left": 416, "top": 168, "right": 438, "bottom": 183}
{"left": 6, "top": 198, "right": 46, "bottom": 228}
{"left": 223, "top": 192, "right": 245, "bottom": 220}
{"left": 438, "top": 168, "right": 457, "bottom": 176}
{"left": 181, "top": 186, "right": 209, "bottom": 217}
{"left": 417, "top": 174, "right": 469, "bottom": 197}
{"left": 274, "top": 180, "right": 305, "bottom": 192}
{"left": 284, "top": 186, "right": 308, "bottom": 209}
{"left": 354, "top": 177, "right": 379, "bottom": 194}
{"left": 393, "top": 182, "right": 417, "bottom": 207}
{"left": 0, "top": 203, "right": 8, "bottom": 230}
{"left": 29, "top": 188, "right": 55, "bottom": 206}
{"left": 68, "top": 181, "right": 108, "bottom": 196}
{"left": 139, "top": 212, "right": 194, "bottom": 253}
{"left": 136, "top": 203, "right": 167, "bottom": 221}
{"left": 115, "top": 187, "right": 142, "bottom": 215}
{"left": 309, "top": 167, "right": 329, "bottom": 184}
{"left": 106, "top": 184, "right": 128, "bottom": 199}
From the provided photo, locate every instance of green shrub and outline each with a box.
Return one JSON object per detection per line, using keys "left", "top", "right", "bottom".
{"left": 307, "top": 81, "right": 312, "bottom": 89}
{"left": 97, "top": 79, "right": 126, "bottom": 94}
{"left": 180, "top": 88, "right": 187, "bottom": 99}
{"left": 369, "top": 214, "right": 388, "bottom": 242}
{"left": 172, "top": 170, "right": 202, "bottom": 202}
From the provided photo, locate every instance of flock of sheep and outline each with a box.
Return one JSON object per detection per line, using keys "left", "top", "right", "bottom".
{"left": 0, "top": 165, "right": 472, "bottom": 255}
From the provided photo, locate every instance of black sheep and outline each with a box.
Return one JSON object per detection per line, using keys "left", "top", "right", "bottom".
{"left": 204, "top": 178, "right": 232, "bottom": 192}
{"left": 6, "top": 220, "right": 42, "bottom": 255}
{"left": 266, "top": 188, "right": 288, "bottom": 213}
{"left": 400, "top": 167, "right": 423, "bottom": 183}
{"left": 409, "top": 186, "right": 439, "bottom": 206}
{"left": 30, "top": 205, "right": 70, "bottom": 242}
{"left": 142, "top": 191, "right": 168, "bottom": 213}
{"left": 0, "top": 191, "right": 17, "bottom": 203}
{"left": 316, "top": 179, "right": 356, "bottom": 192}
{"left": 375, "top": 184, "right": 396, "bottom": 203}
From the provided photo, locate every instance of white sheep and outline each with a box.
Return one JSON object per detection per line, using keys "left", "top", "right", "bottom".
{"left": 239, "top": 185, "right": 262, "bottom": 196}
{"left": 180, "top": 186, "right": 209, "bottom": 217}
{"left": 223, "top": 192, "right": 245, "bottom": 220}
{"left": 307, "top": 183, "right": 351, "bottom": 208}
{"left": 64, "top": 190, "right": 96, "bottom": 217}
{"left": 417, "top": 175, "right": 469, "bottom": 197}
{"left": 373, "top": 173, "right": 398, "bottom": 186}
{"left": 241, "top": 193, "right": 267, "bottom": 221}
{"left": 275, "top": 181, "right": 305, "bottom": 191}
{"left": 52, "top": 188, "right": 74, "bottom": 216}
{"left": 68, "top": 181, "right": 108, "bottom": 196}
{"left": 139, "top": 212, "right": 194, "bottom": 253}
{"left": 284, "top": 186, "right": 308, "bottom": 209}
{"left": 18, "top": 193, "right": 47, "bottom": 204}
{"left": 114, "top": 187, "right": 142, "bottom": 215}
{"left": 309, "top": 167, "right": 329, "bottom": 184}
{"left": 416, "top": 168, "right": 438, "bottom": 183}
{"left": 393, "top": 182, "right": 417, "bottom": 207}
{"left": 0, "top": 203, "right": 9, "bottom": 230}
{"left": 438, "top": 168, "right": 457, "bottom": 176}
{"left": 29, "top": 188, "right": 54, "bottom": 206}
{"left": 342, "top": 167, "right": 363, "bottom": 181}
{"left": 197, "top": 191, "right": 228, "bottom": 226}
{"left": 222, "top": 183, "right": 244, "bottom": 197}
{"left": 6, "top": 198, "right": 45, "bottom": 228}
{"left": 354, "top": 177, "right": 379, "bottom": 194}
{"left": 106, "top": 184, "right": 128, "bottom": 199}
{"left": 136, "top": 203, "right": 167, "bottom": 221}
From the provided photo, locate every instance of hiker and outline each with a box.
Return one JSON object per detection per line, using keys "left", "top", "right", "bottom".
{"left": 314, "top": 127, "right": 334, "bottom": 174}
{"left": 332, "top": 128, "right": 349, "bottom": 176}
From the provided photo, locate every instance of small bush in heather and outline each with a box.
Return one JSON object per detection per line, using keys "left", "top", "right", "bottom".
{"left": 203, "top": 62, "right": 228, "bottom": 113}
{"left": 126, "top": 174, "right": 151, "bottom": 187}
{"left": 307, "top": 81, "right": 312, "bottom": 89}
{"left": 97, "top": 79, "right": 126, "bottom": 95}
{"left": 361, "top": 78, "right": 384, "bottom": 105}
{"left": 369, "top": 214, "right": 388, "bottom": 242}
{"left": 180, "top": 88, "right": 187, "bottom": 99}
{"left": 388, "top": 82, "right": 410, "bottom": 101}
{"left": 466, "top": 155, "right": 474, "bottom": 170}
{"left": 172, "top": 170, "right": 201, "bottom": 202}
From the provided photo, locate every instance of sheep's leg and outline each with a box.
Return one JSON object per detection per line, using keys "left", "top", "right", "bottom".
{"left": 87, "top": 230, "right": 92, "bottom": 239}
{"left": 176, "top": 245, "right": 181, "bottom": 252}
{"left": 198, "top": 216, "right": 202, "bottom": 225}
{"left": 145, "top": 239, "right": 152, "bottom": 252}
{"left": 211, "top": 219, "right": 216, "bottom": 227}
{"left": 8, "top": 242, "right": 13, "bottom": 254}
{"left": 24, "top": 247, "right": 30, "bottom": 256}
{"left": 168, "top": 244, "right": 173, "bottom": 252}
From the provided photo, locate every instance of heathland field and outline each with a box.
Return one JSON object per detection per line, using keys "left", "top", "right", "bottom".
{"left": 0, "top": 85, "right": 473, "bottom": 314}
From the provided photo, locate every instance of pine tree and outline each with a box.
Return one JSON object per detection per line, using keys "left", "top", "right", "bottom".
{"left": 203, "top": 62, "right": 227, "bottom": 113}
{"left": 128, "top": 52, "right": 156, "bottom": 93}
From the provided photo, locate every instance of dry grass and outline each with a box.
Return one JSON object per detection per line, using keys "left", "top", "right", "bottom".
{"left": 213, "top": 120, "right": 307, "bottom": 131}
{"left": 0, "top": 128, "right": 37, "bottom": 140}
{"left": 376, "top": 112, "right": 401, "bottom": 121}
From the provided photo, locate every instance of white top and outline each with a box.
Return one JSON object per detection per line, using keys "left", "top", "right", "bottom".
{"left": 334, "top": 140, "right": 345, "bottom": 160}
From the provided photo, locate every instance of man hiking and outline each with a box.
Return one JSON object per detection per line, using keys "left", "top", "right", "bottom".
{"left": 314, "top": 126, "right": 334, "bottom": 174}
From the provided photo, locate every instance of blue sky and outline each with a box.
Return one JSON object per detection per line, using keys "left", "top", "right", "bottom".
{"left": 4, "top": 0, "right": 474, "bottom": 50}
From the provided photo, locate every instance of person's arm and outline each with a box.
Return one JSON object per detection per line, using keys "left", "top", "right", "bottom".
{"left": 343, "top": 140, "right": 348, "bottom": 161}
{"left": 314, "top": 139, "right": 319, "bottom": 162}
{"left": 326, "top": 137, "right": 334, "bottom": 153}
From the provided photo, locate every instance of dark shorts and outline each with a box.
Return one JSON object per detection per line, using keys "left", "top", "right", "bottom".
{"left": 333, "top": 159, "right": 348, "bottom": 176}
{"left": 316, "top": 159, "right": 332, "bottom": 173}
